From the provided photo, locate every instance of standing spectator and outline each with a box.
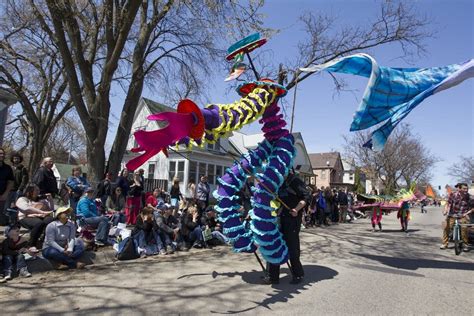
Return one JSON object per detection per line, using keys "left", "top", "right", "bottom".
{"left": 15, "top": 184, "right": 54, "bottom": 248}
{"left": 323, "top": 187, "right": 333, "bottom": 225}
{"left": 8, "top": 151, "right": 28, "bottom": 209}
{"left": 116, "top": 168, "right": 130, "bottom": 197}
{"left": 1, "top": 224, "right": 33, "bottom": 280}
{"left": 184, "top": 180, "right": 196, "bottom": 209}
{"left": 76, "top": 187, "right": 110, "bottom": 246}
{"left": 169, "top": 177, "right": 182, "bottom": 216}
{"left": 66, "top": 166, "right": 90, "bottom": 213}
{"left": 96, "top": 172, "right": 113, "bottom": 206}
{"left": 317, "top": 188, "right": 328, "bottom": 226}
{"left": 440, "top": 183, "right": 472, "bottom": 251}
{"left": 42, "top": 207, "right": 85, "bottom": 270}
{"left": 105, "top": 186, "right": 126, "bottom": 226}
{"left": 125, "top": 170, "right": 143, "bottom": 225}
{"left": 32, "top": 157, "right": 58, "bottom": 197}
{"left": 196, "top": 175, "right": 210, "bottom": 217}
{"left": 0, "top": 147, "right": 14, "bottom": 225}
{"left": 337, "top": 188, "right": 349, "bottom": 223}
{"left": 138, "top": 168, "right": 146, "bottom": 206}
{"left": 331, "top": 188, "right": 339, "bottom": 223}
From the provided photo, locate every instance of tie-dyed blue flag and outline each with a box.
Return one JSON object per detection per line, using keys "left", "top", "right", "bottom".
{"left": 301, "top": 54, "right": 474, "bottom": 150}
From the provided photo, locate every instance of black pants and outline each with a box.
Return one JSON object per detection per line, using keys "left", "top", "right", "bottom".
{"left": 268, "top": 216, "right": 304, "bottom": 281}
{"left": 19, "top": 216, "right": 54, "bottom": 247}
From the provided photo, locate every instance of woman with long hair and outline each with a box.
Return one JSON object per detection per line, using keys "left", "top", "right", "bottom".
{"left": 125, "top": 171, "right": 143, "bottom": 225}
{"left": 169, "top": 177, "right": 182, "bottom": 216}
{"left": 15, "top": 183, "right": 54, "bottom": 248}
{"left": 106, "top": 186, "right": 126, "bottom": 226}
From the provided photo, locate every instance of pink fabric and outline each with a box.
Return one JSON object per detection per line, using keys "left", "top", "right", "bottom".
{"left": 125, "top": 196, "right": 141, "bottom": 225}
{"left": 371, "top": 207, "right": 383, "bottom": 225}
{"left": 126, "top": 112, "right": 195, "bottom": 171}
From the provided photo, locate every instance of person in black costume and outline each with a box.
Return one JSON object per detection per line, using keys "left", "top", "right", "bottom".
{"left": 267, "top": 171, "right": 310, "bottom": 285}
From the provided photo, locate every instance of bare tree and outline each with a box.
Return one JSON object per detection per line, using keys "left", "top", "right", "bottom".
{"left": 44, "top": 115, "right": 87, "bottom": 165}
{"left": 0, "top": 1, "right": 73, "bottom": 175}
{"left": 280, "top": 0, "right": 433, "bottom": 91}
{"left": 28, "top": 0, "right": 268, "bottom": 181}
{"left": 448, "top": 156, "right": 474, "bottom": 184}
{"left": 343, "top": 124, "right": 438, "bottom": 194}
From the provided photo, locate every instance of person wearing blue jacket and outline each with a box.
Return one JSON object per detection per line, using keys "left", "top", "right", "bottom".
{"left": 76, "top": 187, "right": 110, "bottom": 246}
{"left": 66, "top": 167, "right": 90, "bottom": 212}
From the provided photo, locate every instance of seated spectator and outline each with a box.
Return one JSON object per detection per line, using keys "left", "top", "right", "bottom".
{"left": 154, "top": 204, "right": 178, "bottom": 253}
{"left": 66, "top": 166, "right": 90, "bottom": 212}
{"left": 106, "top": 186, "right": 126, "bottom": 226}
{"left": 1, "top": 224, "right": 33, "bottom": 281}
{"left": 76, "top": 187, "right": 110, "bottom": 246}
{"left": 132, "top": 207, "right": 166, "bottom": 256}
{"left": 201, "top": 206, "right": 228, "bottom": 245}
{"left": 15, "top": 183, "right": 54, "bottom": 248}
{"left": 42, "top": 207, "right": 85, "bottom": 270}
{"left": 180, "top": 206, "right": 205, "bottom": 250}
{"left": 146, "top": 188, "right": 165, "bottom": 210}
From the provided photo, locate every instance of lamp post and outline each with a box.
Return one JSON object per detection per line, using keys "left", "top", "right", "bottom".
{"left": 0, "top": 89, "right": 18, "bottom": 147}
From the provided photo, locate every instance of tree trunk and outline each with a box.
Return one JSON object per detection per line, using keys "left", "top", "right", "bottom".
{"left": 28, "top": 137, "right": 45, "bottom": 178}
{"left": 86, "top": 138, "right": 106, "bottom": 184}
{"left": 107, "top": 73, "right": 145, "bottom": 178}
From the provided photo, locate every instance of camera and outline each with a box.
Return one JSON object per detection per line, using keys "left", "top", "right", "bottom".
{"left": 37, "top": 194, "right": 47, "bottom": 200}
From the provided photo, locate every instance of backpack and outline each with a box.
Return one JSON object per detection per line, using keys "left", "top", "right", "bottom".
{"left": 116, "top": 237, "right": 139, "bottom": 261}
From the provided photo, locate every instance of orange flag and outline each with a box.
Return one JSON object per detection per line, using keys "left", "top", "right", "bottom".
{"left": 425, "top": 184, "right": 435, "bottom": 198}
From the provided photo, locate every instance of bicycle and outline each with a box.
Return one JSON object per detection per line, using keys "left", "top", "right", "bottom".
{"left": 452, "top": 214, "right": 472, "bottom": 255}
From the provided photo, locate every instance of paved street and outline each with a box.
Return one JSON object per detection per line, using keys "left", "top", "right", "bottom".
{"left": 1, "top": 206, "right": 473, "bottom": 315}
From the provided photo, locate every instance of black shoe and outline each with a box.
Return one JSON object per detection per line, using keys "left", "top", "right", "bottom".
{"left": 262, "top": 276, "right": 279, "bottom": 285}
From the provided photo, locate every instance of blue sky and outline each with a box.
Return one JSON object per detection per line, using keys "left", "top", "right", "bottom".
{"left": 114, "top": 0, "right": 473, "bottom": 190}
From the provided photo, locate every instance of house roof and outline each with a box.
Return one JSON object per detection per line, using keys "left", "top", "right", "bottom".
{"left": 309, "top": 152, "right": 341, "bottom": 169}
{"left": 142, "top": 97, "right": 175, "bottom": 113}
{"left": 341, "top": 158, "right": 355, "bottom": 172}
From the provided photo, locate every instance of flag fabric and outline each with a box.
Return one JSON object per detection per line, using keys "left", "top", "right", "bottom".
{"left": 300, "top": 54, "right": 474, "bottom": 150}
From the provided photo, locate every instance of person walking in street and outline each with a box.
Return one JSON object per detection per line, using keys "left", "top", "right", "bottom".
{"left": 32, "top": 157, "right": 58, "bottom": 197}
{"left": 397, "top": 201, "right": 410, "bottom": 232}
{"left": 0, "top": 147, "right": 14, "bottom": 225}
{"left": 267, "top": 171, "right": 310, "bottom": 285}
{"left": 440, "top": 183, "right": 472, "bottom": 251}
{"left": 196, "top": 175, "right": 210, "bottom": 217}
{"left": 371, "top": 204, "right": 383, "bottom": 232}
{"left": 337, "top": 188, "right": 349, "bottom": 223}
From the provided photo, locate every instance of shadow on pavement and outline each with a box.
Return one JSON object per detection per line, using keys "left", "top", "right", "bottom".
{"left": 208, "top": 264, "right": 338, "bottom": 314}
{"left": 352, "top": 252, "right": 474, "bottom": 271}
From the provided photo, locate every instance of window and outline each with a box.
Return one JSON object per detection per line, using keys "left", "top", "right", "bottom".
{"left": 177, "top": 161, "right": 185, "bottom": 183}
{"left": 148, "top": 164, "right": 155, "bottom": 180}
{"left": 321, "top": 170, "right": 326, "bottom": 180}
{"left": 216, "top": 165, "right": 222, "bottom": 180}
{"left": 189, "top": 161, "right": 197, "bottom": 184}
{"left": 208, "top": 164, "right": 215, "bottom": 185}
{"left": 199, "top": 162, "right": 206, "bottom": 179}
{"left": 169, "top": 161, "right": 176, "bottom": 181}
{"left": 207, "top": 139, "right": 221, "bottom": 151}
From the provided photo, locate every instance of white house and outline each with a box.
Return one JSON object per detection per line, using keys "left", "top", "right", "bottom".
{"left": 122, "top": 97, "right": 237, "bottom": 194}
{"left": 342, "top": 158, "right": 356, "bottom": 185}
{"left": 228, "top": 131, "right": 314, "bottom": 185}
